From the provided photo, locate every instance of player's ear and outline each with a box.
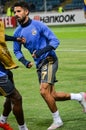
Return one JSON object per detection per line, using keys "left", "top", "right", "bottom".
{"left": 25, "top": 9, "right": 29, "bottom": 15}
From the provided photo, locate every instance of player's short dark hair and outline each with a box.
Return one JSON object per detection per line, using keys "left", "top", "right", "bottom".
{"left": 13, "top": 1, "right": 29, "bottom": 11}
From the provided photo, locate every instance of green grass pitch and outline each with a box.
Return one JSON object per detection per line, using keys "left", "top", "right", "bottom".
{"left": 0, "top": 25, "right": 86, "bottom": 130}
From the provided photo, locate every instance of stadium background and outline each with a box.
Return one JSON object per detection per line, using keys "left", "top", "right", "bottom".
{"left": 0, "top": 0, "right": 85, "bottom": 27}
{"left": 0, "top": 0, "right": 86, "bottom": 130}
{"left": 0, "top": 0, "right": 84, "bottom": 13}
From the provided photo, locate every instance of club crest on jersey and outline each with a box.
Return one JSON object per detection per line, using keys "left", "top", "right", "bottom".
{"left": 32, "top": 29, "right": 37, "bottom": 35}
{"left": 43, "top": 65, "right": 47, "bottom": 71}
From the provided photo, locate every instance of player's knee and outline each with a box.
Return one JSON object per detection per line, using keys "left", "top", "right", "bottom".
{"left": 12, "top": 96, "right": 22, "bottom": 116}
{"left": 40, "top": 88, "right": 45, "bottom": 96}
{"left": 11, "top": 92, "right": 22, "bottom": 105}
{"left": 15, "top": 94, "right": 22, "bottom": 103}
{"left": 40, "top": 83, "right": 50, "bottom": 98}
{"left": 40, "top": 86, "right": 48, "bottom": 97}
{"left": 3, "top": 98, "right": 11, "bottom": 109}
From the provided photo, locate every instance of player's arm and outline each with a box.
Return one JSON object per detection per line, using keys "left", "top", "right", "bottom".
{"left": 32, "top": 45, "right": 54, "bottom": 58}
{"left": 19, "top": 56, "right": 33, "bottom": 68}
{"left": 13, "top": 40, "right": 33, "bottom": 68}
{"left": 5, "top": 34, "right": 26, "bottom": 43}
{"left": 32, "top": 22, "right": 60, "bottom": 58}
{"left": 5, "top": 34, "right": 18, "bottom": 41}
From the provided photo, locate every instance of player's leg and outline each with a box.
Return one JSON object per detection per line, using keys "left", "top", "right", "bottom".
{"left": 38, "top": 59, "right": 86, "bottom": 130}
{"left": 40, "top": 83, "right": 63, "bottom": 130}
{"left": 37, "top": 60, "right": 63, "bottom": 129}
{"left": 0, "top": 70, "right": 14, "bottom": 122}
{"left": 0, "top": 73, "right": 28, "bottom": 130}
{"left": 37, "top": 59, "right": 58, "bottom": 112}
{"left": 9, "top": 88, "right": 28, "bottom": 130}
{"left": 0, "top": 74, "right": 14, "bottom": 130}
{"left": 51, "top": 86, "right": 86, "bottom": 111}
{"left": 0, "top": 97, "right": 11, "bottom": 120}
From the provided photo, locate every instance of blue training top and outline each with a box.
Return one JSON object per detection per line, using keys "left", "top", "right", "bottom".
{"left": 13, "top": 19, "right": 60, "bottom": 67}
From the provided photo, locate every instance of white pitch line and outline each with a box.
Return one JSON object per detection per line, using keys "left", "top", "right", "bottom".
{"left": 7, "top": 48, "right": 86, "bottom": 52}
{"left": 52, "top": 28, "right": 86, "bottom": 33}
{"left": 56, "top": 50, "right": 86, "bottom": 52}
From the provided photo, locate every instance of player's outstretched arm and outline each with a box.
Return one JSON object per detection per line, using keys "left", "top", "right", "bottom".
{"left": 5, "top": 35, "right": 26, "bottom": 43}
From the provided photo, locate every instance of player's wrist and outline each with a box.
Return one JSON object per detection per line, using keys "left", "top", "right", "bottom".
{"left": 19, "top": 57, "right": 30, "bottom": 67}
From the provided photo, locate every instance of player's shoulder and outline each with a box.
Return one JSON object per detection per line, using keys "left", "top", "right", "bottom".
{"left": 32, "top": 19, "right": 45, "bottom": 26}
{"left": 14, "top": 25, "right": 21, "bottom": 35}
{"left": 31, "top": 19, "right": 47, "bottom": 31}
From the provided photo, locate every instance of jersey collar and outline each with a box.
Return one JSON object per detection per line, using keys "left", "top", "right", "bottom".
{"left": 21, "top": 18, "right": 32, "bottom": 27}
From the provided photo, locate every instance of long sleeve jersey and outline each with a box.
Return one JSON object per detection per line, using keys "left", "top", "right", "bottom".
{"left": 13, "top": 19, "right": 60, "bottom": 67}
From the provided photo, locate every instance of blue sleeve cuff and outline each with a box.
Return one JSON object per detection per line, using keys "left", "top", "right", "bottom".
{"left": 19, "top": 57, "right": 30, "bottom": 67}
{"left": 35, "top": 45, "right": 54, "bottom": 58}
{"left": 5, "top": 35, "right": 17, "bottom": 41}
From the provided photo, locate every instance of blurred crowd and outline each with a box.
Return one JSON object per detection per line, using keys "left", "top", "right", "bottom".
{"left": 0, "top": 0, "right": 85, "bottom": 15}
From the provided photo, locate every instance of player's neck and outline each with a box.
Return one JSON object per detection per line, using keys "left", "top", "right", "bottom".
{"left": 21, "top": 18, "right": 32, "bottom": 27}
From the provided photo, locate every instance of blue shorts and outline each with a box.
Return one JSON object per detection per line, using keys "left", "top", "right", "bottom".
{"left": 0, "top": 74, "right": 15, "bottom": 96}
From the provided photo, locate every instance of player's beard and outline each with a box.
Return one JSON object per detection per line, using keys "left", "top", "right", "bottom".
{"left": 17, "top": 16, "right": 27, "bottom": 25}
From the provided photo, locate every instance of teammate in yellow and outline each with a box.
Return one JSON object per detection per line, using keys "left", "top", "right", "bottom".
{"left": 0, "top": 21, "right": 28, "bottom": 130}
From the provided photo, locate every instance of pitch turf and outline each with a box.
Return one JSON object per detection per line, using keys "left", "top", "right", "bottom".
{"left": 0, "top": 25, "right": 86, "bottom": 130}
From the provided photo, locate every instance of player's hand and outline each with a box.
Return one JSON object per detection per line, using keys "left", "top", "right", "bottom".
{"left": 27, "top": 62, "right": 33, "bottom": 68}
{"left": 17, "top": 37, "right": 26, "bottom": 44}
{"left": 32, "top": 50, "right": 37, "bottom": 58}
